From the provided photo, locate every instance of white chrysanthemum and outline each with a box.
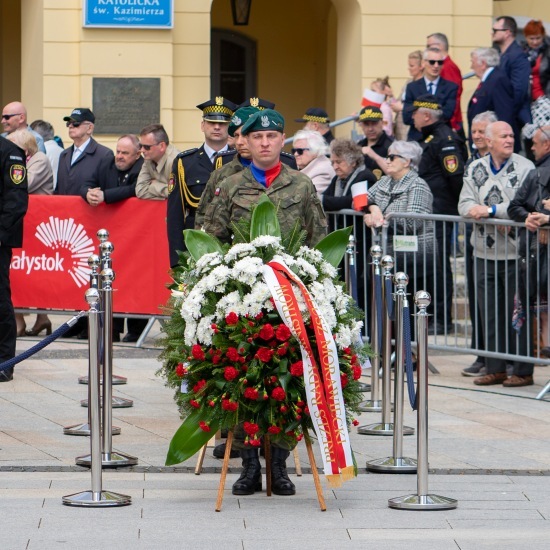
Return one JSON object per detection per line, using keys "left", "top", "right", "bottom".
{"left": 204, "top": 264, "right": 232, "bottom": 293}
{"left": 194, "top": 252, "right": 223, "bottom": 274}
{"left": 216, "top": 290, "right": 242, "bottom": 318}
{"left": 181, "top": 284, "right": 207, "bottom": 321}
{"left": 298, "top": 246, "right": 324, "bottom": 264}
{"left": 273, "top": 253, "right": 295, "bottom": 267}
{"left": 241, "top": 282, "right": 272, "bottom": 317}
{"left": 184, "top": 320, "right": 198, "bottom": 346}
{"left": 334, "top": 324, "right": 353, "bottom": 348}
{"left": 232, "top": 256, "right": 264, "bottom": 286}
{"left": 321, "top": 278, "right": 338, "bottom": 303}
{"left": 320, "top": 260, "right": 338, "bottom": 278}
{"left": 225, "top": 243, "right": 256, "bottom": 263}
{"left": 294, "top": 257, "right": 319, "bottom": 280}
{"left": 196, "top": 315, "right": 215, "bottom": 345}
{"left": 250, "top": 235, "right": 282, "bottom": 249}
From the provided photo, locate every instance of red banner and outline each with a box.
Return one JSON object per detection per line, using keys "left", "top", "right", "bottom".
{"left": 11, "top": 196, "right": 171, "bottom": 315}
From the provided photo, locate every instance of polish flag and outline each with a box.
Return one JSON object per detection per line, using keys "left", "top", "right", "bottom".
{"left": 351, "top": 181, "right": 368, "bottom": 211}
{"left": 361, "top": 89, "right": 385, "bottom": 108}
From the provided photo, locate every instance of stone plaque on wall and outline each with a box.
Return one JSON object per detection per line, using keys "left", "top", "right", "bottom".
{"left": 92, "top": 78, "right": 160, "bottom": 134}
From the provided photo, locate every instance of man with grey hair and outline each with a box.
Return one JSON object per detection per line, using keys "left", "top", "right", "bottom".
{"left": 292, "top": 129, "right": 334, "bottom": 194}
{"left": 403, "top": 47, "right": 459, "bottom": 141}
{"left": 467, "top": 111, "right": 498, "bottom": 167}
{"left": 426, "top": 32, "right": 463, "bottom": 136}
{"left": 459, "top": 121, "right": 534, "bottom": 387}
{"left": 30, "top": 119, "right": 64, "bottom": 189}
{"left": 468, "top": 48, "right": 515, "bottom": 148}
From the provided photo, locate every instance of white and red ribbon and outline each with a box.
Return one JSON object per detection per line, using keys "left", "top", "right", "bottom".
{"left": 262, "top": 260, "right": 354, "bottom": 486}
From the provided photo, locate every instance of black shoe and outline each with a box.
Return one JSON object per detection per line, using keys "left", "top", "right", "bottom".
{"left": 213, "top": 442, "right": 239, "bottom": 459}
{"left": 77, "top": 329, "right": 88, "bottom": 340}
{"left": 122, "top": 332, "right": 139, "bottom": 343}
{"left": 232, "top": 449, "right": 262, "bottom": 495}
{"left": 271, "top": 447, "right": 296, "bottom": 496}
{"left": 0, "top": 367, "right": 14, "bottom": 382}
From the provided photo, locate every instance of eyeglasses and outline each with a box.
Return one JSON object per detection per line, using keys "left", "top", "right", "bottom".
{"left": 291, "top": 147, "right": 310, "bottom": 156}
{"left": 387, "top": 154, "right": 406, "bottom": 162}
{"left": 1, "top": 113, "right": 22, "bottom": 120}
{"left": 491, "top": 27, "right": 508, "bottom": 33}
{"left": 66, "top": 121, "right": 90, "bottom": 128}
{"left": 139, "top": 142, "right": 160, "bottom": 151}
{"left": 427, "top": 60, "right": 444, "bottom": 66}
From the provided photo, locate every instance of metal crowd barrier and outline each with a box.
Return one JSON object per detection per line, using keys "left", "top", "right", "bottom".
{"left": 327, "top": 210, "right": 550, "bottom": 400}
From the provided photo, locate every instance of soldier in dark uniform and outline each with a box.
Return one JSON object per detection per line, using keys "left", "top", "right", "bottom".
{"left": 166, "top": 97, "right": 237, "bottom": 268}
{"left": 413, "top": 94, "right": 465, "bottom": 334}
{"left": 356, "top": 106, "right": 394, "bottom": 177}
{"left": 196, "top": 105, "right": 298, "bottom": 229}
{"left": 238, "top": 97, "right": 275, "bottom": 110}
{"left": 295, "top": 107, "right": 335, "bottom": 145}
{"left": 0, "top": 136, "right": 28, "bottom": 382}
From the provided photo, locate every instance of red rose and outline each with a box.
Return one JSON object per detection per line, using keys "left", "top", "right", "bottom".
{"left": 280, "top": 405, "right": 288, "bottom": 413}
{"left": 343, "top": 347, "right": 352, "bottom": 355}
{"left": 277, "top": 346, "right": 287, "bottom": 357}
{"left": 353, "top": 419, "right": 360, "bottom": 426}
{"left": 275, "top": 324, "right": 291, "bottom": 341}
{"left": 249, "top": 438, "right": 262, "bottom": 447}
{"left": 341, "top": 373, "right": 349, "bottom": 388}
{"left": 290, "top": 361, "right": 304, "bottom": 376}
{"left": 212, "top": 354, "right": 221, "bottom": 364}
{"left": 255, "top": 312, "right": 264, "bottom": 320}
{"left": 175, "top": 363, "right": 187, "bottom": 377}
{"left": 225, "top": 312, "right": 239, "bottom": 325}
{"left": 255, "top": 347, "right": 274, "bottom": 362}
{"left": 258, "top": 323, "right": 275, "bottom": 340}
{"left": 208, "top": 400, "right": 215, "bottom": 407}
{"left": 191, "top": 345, "right": 205, "bottom": 361}
{"left": 193, "top": 379, "right": 207, "bottom": 393}
{"left": 222, "top": 399, "right": 238, "bottom": 411}
{"left": 244, "top": 387, "right": 259, "bottom": 400}
{"left": 304, "top": 406, "right": 310, "bottom": 415}
{"left": 199, "top": 421, "right": 211, "bottom": 432}
{"left": 243, "top": 421, "right": 260, "bottom": 435}
{"left": 296, "top": 400, "right": 305, "bottom": 407}
{"left": 226, "top": 347, "right": 240, "bottom": 361}
{"left": 224, "top": 366, "right": 239, "bottom": 381}
{"left": 272, "top": 387, "right": 286, "bottom": 401}
{"left": 351, "top": 354, "right": 358, "bottom": 365}
{"left": 268, "top": 425, "right": 282, "bottom": 434}
{"left": 189, "top": 399, "right": 200, "bottom": 408}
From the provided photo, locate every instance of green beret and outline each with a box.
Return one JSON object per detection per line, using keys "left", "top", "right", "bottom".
{"left": 241, "top": 109, "right": 285, "bottom": 136}
{"left": 228, "top": 106, "right": 259, "bottom": 137}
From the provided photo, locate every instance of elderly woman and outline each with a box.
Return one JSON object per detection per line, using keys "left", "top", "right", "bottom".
{"left": 292, "top": 129, "right": 335, "bottom": 195}
{"left": 7, "top": 129, "right": 53, "bottom": 337}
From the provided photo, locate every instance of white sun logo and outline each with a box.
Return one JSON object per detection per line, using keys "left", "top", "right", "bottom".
{"left": 34, "top": 217, "right": 95, "bottom": 288}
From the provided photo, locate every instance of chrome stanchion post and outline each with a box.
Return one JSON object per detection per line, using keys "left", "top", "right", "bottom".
{"left": 62, "top": 289, "right": 131, "bottom": 507}
{"left": 77, "top": 269, "right": 137, "bottom": 468}
{"left": 367, "top": 272, "right": 417, "bottom": 473}
{"left": 389, "top": 291, "right": 458, "bottom": 509}
{"left": 358, "top": 245, "right": 382, "bottom": 411}
{"left": 65, "top": 255, "right": 121, "bottom": 437}
{"left": 358, "top": 255, "right": 397, "bottom": 436}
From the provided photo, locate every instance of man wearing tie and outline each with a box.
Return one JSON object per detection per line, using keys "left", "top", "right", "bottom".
{"left": 166, "top": 97, "right": 237, "bottom": 267}
{"left": 403, "top": 48, "right": 459, "bottom": 141}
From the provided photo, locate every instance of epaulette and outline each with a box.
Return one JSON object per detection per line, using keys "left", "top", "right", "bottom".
{"left": 280, "top": 151, "right": 294, "bottom": 160}
{"left": 178, "top": 148, "right": 199, "bottom": 158}
{"left": 424, "top": 135, "right": 434, "bottom": 143}
{"left": 218, "top": 149, "right": 237, "bottom": 157}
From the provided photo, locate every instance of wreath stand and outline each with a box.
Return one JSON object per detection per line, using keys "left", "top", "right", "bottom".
{"left": 213, "top": 430, "right": 326, "bottom": 512}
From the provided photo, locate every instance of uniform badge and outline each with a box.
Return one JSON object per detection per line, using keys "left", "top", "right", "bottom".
{"left": 443, "top": 155, "right": 458, "bottom": 173}
{"left": 425, "top": 135, "right": 434, "bottom": 143}
{"left": 10, "top": 164, "right": 26, "bottom": 184}
{"left": 250, "top": 98, "right": 259, "bottom": 108}
{"left": 214, "top": 187, "right": 221, "bottom": 196}
{"left": 215, "top": 96, "right": 223, "bottom": 106}
{"left": 472, "top": 162, "right": 489, "bottom": 188}
{"left": 261, "top": 115, "right": 270, "bottom": 128}
{"left": 232, "top": 115, "right": 242, "bottom": 126}
{"left": 168, "top": 174, "right": 175, "bottom": 194}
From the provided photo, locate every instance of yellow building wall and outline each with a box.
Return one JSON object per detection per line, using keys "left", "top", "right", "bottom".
{"left": 493, "top": 1, "right": 550, "bottom": 22}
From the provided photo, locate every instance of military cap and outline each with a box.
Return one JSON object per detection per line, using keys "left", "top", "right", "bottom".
{"left": 295, "top": 107, "right": 330, "bottom": 124}
{"left": 241, "top": 109, "right": 285, "bottom": 135}
{"left": 196, "top": 97, "right": 238, "bottom": 123}
{"left": 63, "top": 107, "right": 95, "bottom": 123}
{"left": 412, "top": 94, "right": 441, "bottom": 111}
{"left": 358, "top": 106, "right": 383, "bottom": 122}
{"left": 238, "top": 97, "right": 276, "bottom": 110}
{"left": 228, "top": 106, "right": 259, "bottom": 137}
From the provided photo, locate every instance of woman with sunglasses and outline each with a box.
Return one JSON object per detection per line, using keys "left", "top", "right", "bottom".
{"left": 291, "top": 129, "right": 334, "bottom": 196}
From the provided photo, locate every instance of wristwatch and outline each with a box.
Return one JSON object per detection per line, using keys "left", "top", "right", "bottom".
{"left": 487, "top": 207, "right": 492, "bottom": 216}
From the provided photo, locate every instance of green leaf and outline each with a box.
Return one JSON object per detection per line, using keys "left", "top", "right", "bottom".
{"left": 184, "top": 229, "right": 224, "bottom": 261}
{"left": 165, "top": 410, "right": 220, "bottom": 465}
{"left": 250, "top": 195, "right": 281, "bottom": 239}
{"left": 314, "top": 227, "right": 353, "bottom": 268}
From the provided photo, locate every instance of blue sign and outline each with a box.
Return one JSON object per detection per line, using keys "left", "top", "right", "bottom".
{"left": 84, "top": 0, "right": 173, "bottom": 29}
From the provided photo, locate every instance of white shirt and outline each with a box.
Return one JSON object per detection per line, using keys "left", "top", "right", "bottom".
{"left": 71, "top": 137, "right": 91, "bottom": 165}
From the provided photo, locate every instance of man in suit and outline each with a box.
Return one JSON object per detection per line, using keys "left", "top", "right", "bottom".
{"left": 427, "top": 33, "right": 464, "bottom": 136}
{"left": 403, "top": 48, "right": 459, "bottom": 141}
{"left": 166, "top": 97, "right": 237, "bottom": 268}
{"left": 467, "top": 48, "right": 515, "bottom": 147}
{"left": 492, "top": 15, "right": 532, "bottom": 150}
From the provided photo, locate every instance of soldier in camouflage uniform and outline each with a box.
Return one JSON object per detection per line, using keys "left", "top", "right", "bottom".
{"left": 203, "top": 109, "right": 327, "bottom": 497}
{"left": 203, "top": 109, "right": 327, "bottom": 248}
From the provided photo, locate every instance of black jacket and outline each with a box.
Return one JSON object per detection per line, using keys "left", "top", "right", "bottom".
{"left": 0, "top": 137, "right": 28, "bottom": 247}
{"left": 357, "top": 132, "right": 394, "bottom": 173}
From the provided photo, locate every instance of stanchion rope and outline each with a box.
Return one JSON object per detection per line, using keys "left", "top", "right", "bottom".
{"left": 374, "top": 272, "right": 383, "bottom": 352}
{"left": 0, "top": 312, "right": 87, "bottom": 373}
{"left": 385, "top": 277, "right": 394, "bottom": 321}
{"left": 403, "top": 304, "right": 418, "bottom": 410}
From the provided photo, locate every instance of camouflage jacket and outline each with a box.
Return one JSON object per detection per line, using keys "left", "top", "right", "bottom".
{"left": 202, "top": 163, "right": 327, "bottom": 246}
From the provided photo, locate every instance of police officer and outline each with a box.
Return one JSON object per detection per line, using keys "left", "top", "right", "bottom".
{"left": 413, "top": 94, "right": 465, "bottom": 334}
{"left": 195, "top": 104, "right": 297, "bottom": 229}
{"left": 202, "top": 109, "right": 327, "bottom": 496}
{"left": 0, "top": 136, "right": 28, "bottom": 382}
{"left": 166, "top": 97, "right": 237, "bottom": 268}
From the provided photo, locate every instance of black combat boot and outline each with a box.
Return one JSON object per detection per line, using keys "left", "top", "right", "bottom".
{"left": 232, "top": 448, "right": 262, "bottom": 495}
{"left": 271, "top": 447, "right": 296, "bottom": 496}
